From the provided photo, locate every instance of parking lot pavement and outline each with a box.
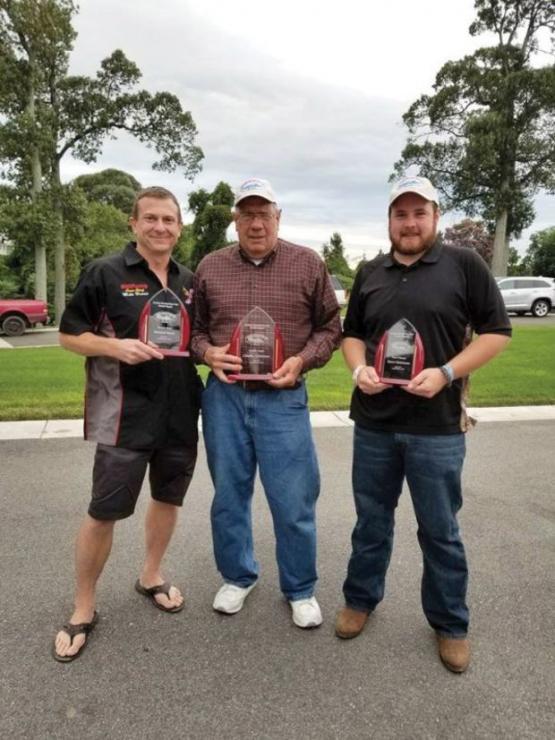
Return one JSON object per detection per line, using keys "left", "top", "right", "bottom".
{"left": 0, "top": 326, "right": 59, "bottom": 348}
{"left": 1, "top": 421, "right": 554, "bottom": 739}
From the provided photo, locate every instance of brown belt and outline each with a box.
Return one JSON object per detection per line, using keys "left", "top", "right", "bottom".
{"left": 238, "top": 380, "right": 302, "bottom": 392}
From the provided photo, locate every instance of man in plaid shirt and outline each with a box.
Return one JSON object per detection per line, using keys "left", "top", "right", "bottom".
{"left": 191, "top": 178, "right": 341, "bottom": 628}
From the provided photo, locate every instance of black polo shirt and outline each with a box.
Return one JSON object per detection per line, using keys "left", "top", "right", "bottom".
{"left": 60, "top": 242, "right": 202, "bottom": 449}
{"left": 344, "top": 242, "right": 512, "bottom": 434}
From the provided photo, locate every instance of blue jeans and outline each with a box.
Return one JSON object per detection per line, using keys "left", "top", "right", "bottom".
{"left": 202, "top": 375, "right": 320, "bottom": 600}
{"left": 343, "top": 425, "right": 468, "bottom": 638}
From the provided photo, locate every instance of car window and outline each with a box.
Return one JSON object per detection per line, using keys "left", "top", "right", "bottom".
{"left": 498, "top": 279, "right": 515, "bottom": 290}
{"left": 531, "top": 279, "right": 551, "bottom": 288}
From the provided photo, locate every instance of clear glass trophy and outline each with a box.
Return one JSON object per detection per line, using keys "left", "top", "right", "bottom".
{"left": 227, "top": 306, "right": 284, "bottom": 380}
{"left": 138, "top": 288, "right": 190, "bottom": 357}
{"left": 374, "top": 318, "right": 424, "bottom": 385}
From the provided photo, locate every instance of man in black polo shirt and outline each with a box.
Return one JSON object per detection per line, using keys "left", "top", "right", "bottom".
{"left": 335, "top": 176, "right": 511, "bottom": 672}
{"left": 53, "top": 187, "right": 202, "bottom": 662}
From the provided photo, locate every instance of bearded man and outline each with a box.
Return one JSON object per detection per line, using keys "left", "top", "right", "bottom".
{"left": 335, "top": 176, "right": 511, "bottom": 672}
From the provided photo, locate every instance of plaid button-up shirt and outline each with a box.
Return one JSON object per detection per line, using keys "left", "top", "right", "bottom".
{"left": 191, "top": 239, "right": 342, "bottom": 371}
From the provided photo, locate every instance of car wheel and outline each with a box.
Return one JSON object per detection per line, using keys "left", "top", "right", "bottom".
{"left": 2, "top": 314, "right": 27, "bottom": 336}
{"left": 531, "top": 300, "right": 550, "bottom": 318}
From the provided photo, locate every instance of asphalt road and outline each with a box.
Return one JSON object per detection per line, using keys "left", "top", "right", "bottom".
{"left": 1, "top": 422, "right": 554, "bottom": 739}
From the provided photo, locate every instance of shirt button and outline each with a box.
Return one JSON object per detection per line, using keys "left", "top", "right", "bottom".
{"left": 402, "top": 277, "right": 407, "bottom": 282}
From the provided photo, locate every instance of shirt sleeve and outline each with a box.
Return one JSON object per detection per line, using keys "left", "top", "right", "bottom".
{"left": 342, "top": 266, "right": 366, "bottom": 340}
{"left": 297, "top": 261, "right": 342, "bottom": 371}
{"left": 59, "top": 263, "right": 106, "bottom": 335}
{"left": 189, "top": 264, "right": 212, "bottom": 363}
{"left": 464, "top": 252, "right": 512, "bottom": 336}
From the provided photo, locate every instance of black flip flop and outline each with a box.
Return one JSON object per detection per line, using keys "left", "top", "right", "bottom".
{"left": 134, "top": 580, "right": 184, "bottom": 613}
{"left": 52, "top": 611, "right": 99, "bottom": 663}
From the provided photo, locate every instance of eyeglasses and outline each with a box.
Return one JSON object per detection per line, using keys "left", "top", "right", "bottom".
{"left": 237, "top": 211, "right": 276, "bottom": 223}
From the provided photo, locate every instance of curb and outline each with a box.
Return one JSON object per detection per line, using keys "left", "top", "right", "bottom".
{"left": 1, "top": 406, "right": 555, "bottom": 441}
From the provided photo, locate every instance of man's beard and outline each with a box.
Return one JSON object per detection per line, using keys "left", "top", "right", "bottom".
{"left": 389, "top": 229, "right": 437, "bottom": 256}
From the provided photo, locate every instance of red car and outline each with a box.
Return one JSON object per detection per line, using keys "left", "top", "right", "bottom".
{"left": 0, "top": 298, "right": 49, "bottom": 336}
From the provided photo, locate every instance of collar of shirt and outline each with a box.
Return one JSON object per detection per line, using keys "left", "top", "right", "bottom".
{"left": 123, "top": 241, "right": 180, "bottom": 274}
{"left": 384, "top": 239, "right": 442, "bottom": 269}
{"left": 236, "top": 241, "right": 279, "bottom": 266}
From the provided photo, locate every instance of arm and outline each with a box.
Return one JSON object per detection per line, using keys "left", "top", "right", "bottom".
{"left": 189, "top": 266, "right": 242, "bottom": 383}
{"left": 59, "top": 331, "right": 164, "bottom": 364}
{"left": 270, "top": 261, "right": 341, "bottom": 388}
{"left": 405, "top": 333, "right": 510, "bottom": 398}
{"left": 342, "top": 336, "right": 391, "bottom": 395}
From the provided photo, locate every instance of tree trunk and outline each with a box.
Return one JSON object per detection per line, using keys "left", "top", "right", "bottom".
{"left": 31, "top": 143, "right": 47, "bottom": 302}
{"left": 491, "top": 209, "right": 509, "bottom": 276}
{"left": 52, "top": 158, "right": 66, "bottom": 325}
{"left": 27, "top": 63, "right": 47, "bottom": 301}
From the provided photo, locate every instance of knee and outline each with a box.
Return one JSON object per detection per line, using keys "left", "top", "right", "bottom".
{"left": 85, "top": 513, "right": 118, "bottom": 531}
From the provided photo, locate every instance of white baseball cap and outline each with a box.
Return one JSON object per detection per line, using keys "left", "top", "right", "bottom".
{"left": 389, "top": 176, "right": 439, "bottom": 206}
{"left": 234, "top": 178, "right": 278, "bottom": 206}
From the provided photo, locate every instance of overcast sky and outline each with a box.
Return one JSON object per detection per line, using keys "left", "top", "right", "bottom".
{"left": 64, "top": 0, "right": 553, "bottom": 262}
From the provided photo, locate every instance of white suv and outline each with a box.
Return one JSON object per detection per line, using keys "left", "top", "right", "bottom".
{"left": 496, "top": 276, "right": 555, "bottom": 317}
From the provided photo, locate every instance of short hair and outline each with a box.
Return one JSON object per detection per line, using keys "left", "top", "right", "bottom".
{"left": 131, "top": 187, "right": 182, "bottom": 223}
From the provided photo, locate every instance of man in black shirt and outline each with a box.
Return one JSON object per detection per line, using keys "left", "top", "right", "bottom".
{"left": 53, "top": 187, "right": 202, "bottom": 662}
{"left": 335, "top": 176, "right": 511, "bottom": 672}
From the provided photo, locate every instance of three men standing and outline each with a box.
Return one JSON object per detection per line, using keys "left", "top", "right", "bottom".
{"left": 191, "top": 178, "right": 341, "bottom": 628}
{"left": 335, "top": 176, "right": 511, "bottom": 671}
{"left": 53, "top": 173, "right": 510, "bottom": 669}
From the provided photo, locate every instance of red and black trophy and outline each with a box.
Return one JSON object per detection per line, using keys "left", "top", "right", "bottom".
{"left": 374, "top": 318, "right": 424, "bottom": 385}
{"left": 227, "top": 306, "right": 284, "bottom": 381}
{"left": 138, "top": 288, "right": 190, "bottom": 357}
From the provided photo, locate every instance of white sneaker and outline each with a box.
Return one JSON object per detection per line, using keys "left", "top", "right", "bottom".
{"left": 212, "top": 583, "right": 256, "bottom": 614}
{"left": 290, "top": 596, "right": 323, "bottom": 628}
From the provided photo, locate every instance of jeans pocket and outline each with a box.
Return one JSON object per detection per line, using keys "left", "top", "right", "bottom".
{"left": 279, "top": 383, "right": 308, "bottom": 410}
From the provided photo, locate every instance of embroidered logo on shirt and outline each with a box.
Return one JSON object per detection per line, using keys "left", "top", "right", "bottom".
{"left": 121, "top": 283, "right": 149, "bottom": 297}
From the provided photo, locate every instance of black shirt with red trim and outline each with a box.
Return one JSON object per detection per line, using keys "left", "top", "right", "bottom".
{"left": 60, "top": 242, "right": 202, "bottom": 449}
{"left": 343, "top": 241, "right": 512, "bottom": 434}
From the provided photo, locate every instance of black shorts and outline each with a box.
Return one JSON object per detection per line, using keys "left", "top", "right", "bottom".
{"left": 89, "top": 444, "right": 197, "bottom": 520}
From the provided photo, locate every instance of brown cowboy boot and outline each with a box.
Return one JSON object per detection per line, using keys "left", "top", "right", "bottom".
{"left": 437, "top": 636, "right": 470, "bottom": 673}
{"left": 335, "top": 606, "right": 369, "bottom": 639}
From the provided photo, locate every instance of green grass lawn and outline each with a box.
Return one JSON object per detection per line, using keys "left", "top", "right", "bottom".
{"left": 0, "top": 325, "right": 553, "bottom": 421}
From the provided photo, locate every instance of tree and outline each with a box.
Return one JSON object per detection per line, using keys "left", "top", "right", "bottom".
{"left": 524, "top": 227, "right": 555, "bottom": 275}
{"left": 394, "top": 0, "right": 555, "bottom": 277}
{"left": 188, "top": 182, "right": 234, "bottom": 269}
{"left": 441, "top": 218, "right": 494, "bottom": 265}
{"left": 0, "top": 1, "right": 203, "bottom": 323}
{"left": 0, "top": 0, "right": 75, "bottom": 302}
{"left": 72, "top": 168, "right": 142, "bottom": 214}
{"left": 321, "top": 232, "right": 353, "bottom": 281}
{"left": 507, "top": 245, "right": 527, "bottom": 275}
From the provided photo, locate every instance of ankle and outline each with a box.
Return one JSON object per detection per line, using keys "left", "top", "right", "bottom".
{"left": 71, "top": 604, "right": 96, "bottom": 623}
{"left": 139, "top": 569, "right": 163, "bottom": 586}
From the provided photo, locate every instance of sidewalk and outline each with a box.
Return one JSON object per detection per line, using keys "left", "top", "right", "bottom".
{"left": 1, "top": 405, "right": 555, "bottom": 440}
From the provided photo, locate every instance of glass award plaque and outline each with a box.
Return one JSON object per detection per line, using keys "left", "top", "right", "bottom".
{"left": 227, "top": 306, "right": 284, "bottom": 380}
{"left": 374, "top": 318, "right": 424, "bottom": 385}
{"left": 138, "top": 288, "right": 190, "bottom": 356}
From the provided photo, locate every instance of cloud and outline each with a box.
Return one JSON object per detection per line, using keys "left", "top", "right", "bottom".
{"left": 65, "top": 1, "right": 552, "bottom": 261}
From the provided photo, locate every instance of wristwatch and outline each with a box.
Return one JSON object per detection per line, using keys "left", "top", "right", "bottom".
{"left": 439, "top": 363, "right": 454, "bottom": 386}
